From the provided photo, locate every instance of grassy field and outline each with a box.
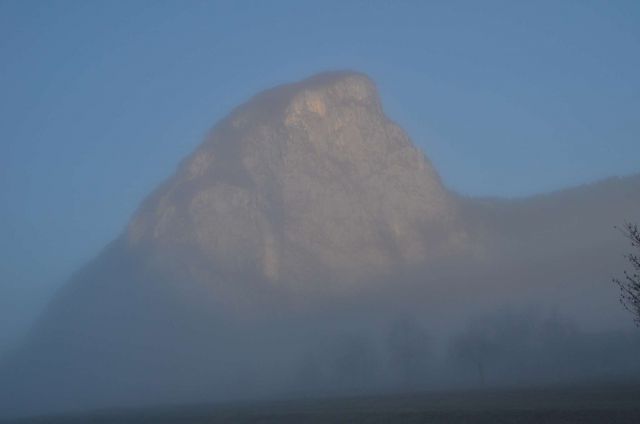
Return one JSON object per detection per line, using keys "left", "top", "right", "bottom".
{"left": 6, "top": 384, "right": 640, "bottom": 423}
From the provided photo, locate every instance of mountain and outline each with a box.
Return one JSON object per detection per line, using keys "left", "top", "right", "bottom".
{"left": 126, "top": 72, "right": 465, "bottom": 297}
{"left": 1, "top": 72, "right": 639, "bottom": 418}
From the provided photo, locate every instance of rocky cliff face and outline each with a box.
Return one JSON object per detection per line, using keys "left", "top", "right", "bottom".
{"left": 126, "top": 72, "right": 464, "bottom": 292}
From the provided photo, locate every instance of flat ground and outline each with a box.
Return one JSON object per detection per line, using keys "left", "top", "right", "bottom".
{"left": 6, "top": 384, "right": 640, "bottom": 423}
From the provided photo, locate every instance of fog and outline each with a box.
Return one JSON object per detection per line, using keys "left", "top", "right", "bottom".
{"left": 2, "top": 2, "right": 640, "bottom": 422}
{"left": 1, "top": 173, "right": 640, "bottom": 418}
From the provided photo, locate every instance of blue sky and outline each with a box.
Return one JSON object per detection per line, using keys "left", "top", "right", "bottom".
{"left": 1, "top": 0, "right": 639, "bottom": 349}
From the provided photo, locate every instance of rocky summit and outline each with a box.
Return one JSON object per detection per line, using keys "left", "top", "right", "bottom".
{"left": 126, "top": 72, "right": 464, "bottom": 293}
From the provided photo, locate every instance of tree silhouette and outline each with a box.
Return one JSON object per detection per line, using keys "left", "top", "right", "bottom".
{"left": 613, "top": 222, "right": 640, "bottom": 326}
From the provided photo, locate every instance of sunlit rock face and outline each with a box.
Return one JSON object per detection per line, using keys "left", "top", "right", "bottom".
{"left": 127, "top": 72, "right": 464, "bottom": 292}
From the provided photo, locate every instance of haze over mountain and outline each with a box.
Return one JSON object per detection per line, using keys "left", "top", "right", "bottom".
{"left": 1, "top": 72, "right": 639, "bottom": 418}
{"left": 127, "top": 72, "right": 466, "bottom": 295}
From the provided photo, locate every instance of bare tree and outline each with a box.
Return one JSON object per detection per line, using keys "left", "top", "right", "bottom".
{"left": 613, "top": 222, "right": 640, "bottom": 326}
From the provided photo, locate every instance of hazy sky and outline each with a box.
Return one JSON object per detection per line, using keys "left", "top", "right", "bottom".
{"left": 1, "top": 0, "right": 639, "bottom": 349}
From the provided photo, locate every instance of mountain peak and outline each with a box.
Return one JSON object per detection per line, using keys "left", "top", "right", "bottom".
{"left": 260, "top": 70, "right": 378, "bottom": 105}
{"left": 127, "top": 72, "right": 461, "bottom": 292}
{"left": 283, "top": 70, "right": 376, "bottom": 94}
{"left": 220, "top": 71, "right": 381, "bottom": 131}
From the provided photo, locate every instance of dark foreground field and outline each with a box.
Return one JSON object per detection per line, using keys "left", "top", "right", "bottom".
{"left": 6, "top": 384, "right": 640, "bottom": 423}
